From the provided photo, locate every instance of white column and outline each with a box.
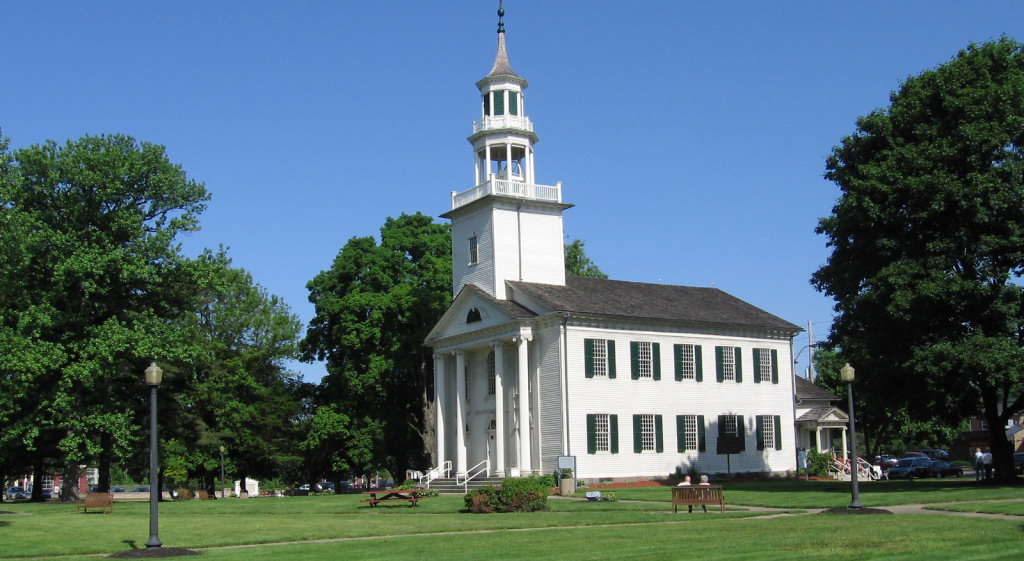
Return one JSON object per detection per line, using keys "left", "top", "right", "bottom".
{"left": 516, "top": 334, "right": 532, "bottom": 474}
{"left": 433, "top": 353, "right": 446, "bottom": 470}
{"left": 505, "top": 142, "right": 512, "bottom": 180}
{"left": 454, "top": 350, "right": 467, "bottom": 475}
{"left": 492, "top": 342, "right": 506, "bottom": 477}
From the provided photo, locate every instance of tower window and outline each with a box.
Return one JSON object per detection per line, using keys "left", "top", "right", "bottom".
{"left": 483, "top": 94, "right": 490, "bottom": 116}
{"left": 468, "top": 236, "right": 478, "bottom": 265}
{"left": 509, "top": 91, "right": 518, "bottom": 115}
{"left": 493, "top": 91, "right": 505, "bottom": 115}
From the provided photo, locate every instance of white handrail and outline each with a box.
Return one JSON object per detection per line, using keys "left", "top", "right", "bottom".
{"left": 456, "top": 459, "right": 490, "bottom": 493}
{"left": 419, "top": 461, "right": 452, "bottom": 487}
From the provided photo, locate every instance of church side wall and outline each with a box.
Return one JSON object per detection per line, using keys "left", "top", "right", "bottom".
{"left": 563, "top": 326, "right": 797, "bottom": 481}
{"left": 532, "top": 322, "right": 564, "bottom": 476}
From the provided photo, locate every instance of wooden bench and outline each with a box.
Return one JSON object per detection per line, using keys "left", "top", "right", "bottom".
{"left": 77, "top": 492, "right": 114, "bottom": 514}
{"left": 672, "top": 485, "right": 725, "bottom": 513}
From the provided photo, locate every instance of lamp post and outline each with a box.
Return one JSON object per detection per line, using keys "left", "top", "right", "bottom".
{"left": 840, "top": 362, "right": 862, "bottom": 509}
{"left": 219, "top": 446, "right": 225, "bottom": 500}
{"left": 144, "top": 362, "right": 163, "bottom": 548}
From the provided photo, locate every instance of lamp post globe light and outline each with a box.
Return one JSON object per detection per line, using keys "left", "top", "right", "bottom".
{"left": 840, "top": 363, "right": 862, "bottom": 509}
{"left": 144, "top": 362, "right": 163, "bottom": 548}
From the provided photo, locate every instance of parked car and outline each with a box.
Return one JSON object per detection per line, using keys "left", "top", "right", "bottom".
{"left": 917, "top": 449, "right": 950, "bottom": 460}
{"left": 928, "top": 460, "right": 963, "bottom": 478}
{"left": 1014, "top": 452, "right": 1024, "bottom": 475}
{"left": 875, "top": 455, "right": 899, "bottom": 469}
{"left": 6, "top": 486, "right": 28, "bottom": 500}
{"left": 887, "top": 457, "right": 933, "bottom": 479}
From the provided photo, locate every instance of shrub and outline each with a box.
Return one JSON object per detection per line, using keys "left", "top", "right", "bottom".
{"left": 807, "top": 449, "right": 832, "bottom": 477}
{"left": 464, "top": 477, "right": 550, "bottom": 513}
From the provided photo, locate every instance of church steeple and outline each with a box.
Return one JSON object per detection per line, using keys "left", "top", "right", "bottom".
{"left": 442, "top": 2, "right": 572, "bottom": 300}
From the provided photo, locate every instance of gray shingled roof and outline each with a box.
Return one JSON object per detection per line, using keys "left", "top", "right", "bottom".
{"left": 794, "top": 376, "right": 841, "bottom": 401}
{"left": 462, "top": 283, "right": 536, "bottom": 319}
{"left": 507, "top": 277, "right": 801, "bottom": 332}
{"left": 488, "top": 30, "right": 516, "bottom": 77}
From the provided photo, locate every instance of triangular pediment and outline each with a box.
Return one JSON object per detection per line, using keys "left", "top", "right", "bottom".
{"left": 425, "top": 284, "right": 535, "bottom": 344}
{"left": 795, "top": 406, "right": 849, "bottom": 424}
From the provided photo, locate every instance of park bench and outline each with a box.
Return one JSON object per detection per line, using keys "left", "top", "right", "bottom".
{"left": 672, "top": 485, "right": 725, "bottom": 513}
{"left": 77, "top": 492, "right": 114, "bottom": 514}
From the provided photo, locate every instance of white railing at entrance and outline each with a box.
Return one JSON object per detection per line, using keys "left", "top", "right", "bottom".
{"left": 419, "top": 461, "right": 452, "bottom": 488}
{"left": 451, "top": 178, "right": 561, "bottom": 210}
{"left": 456, "top": 459, "right": 490, "bottom": 493}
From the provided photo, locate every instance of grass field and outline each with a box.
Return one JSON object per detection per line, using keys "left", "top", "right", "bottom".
{"left": 1, "top": 478, "right": 1022, "bottom": 560}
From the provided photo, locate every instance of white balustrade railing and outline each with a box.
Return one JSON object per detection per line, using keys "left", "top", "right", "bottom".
{"left": 456, "top": 459, "right": 490, "bottom": 493}
{"left": 451, "top": 178, "right": 562, "bottom": 210}
{"left": 473, "top": 114, "right": 534, "bottom": 134}
{"left": 419, "top": 461, "right": 452, "bottom": 488}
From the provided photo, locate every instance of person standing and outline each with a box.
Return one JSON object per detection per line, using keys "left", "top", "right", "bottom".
{"left": 974, "top": 447, "right": 984, "bottom": 481}
{"left": 981, "top": 447, "right": 994, "bottom": 480}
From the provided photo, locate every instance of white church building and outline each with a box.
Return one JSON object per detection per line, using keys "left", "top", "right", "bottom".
{"left": 425, "top": 5, "right": 801, "bottom": 482}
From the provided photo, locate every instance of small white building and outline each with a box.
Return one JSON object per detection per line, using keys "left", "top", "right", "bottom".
{"left": 425, "top": 6, "right": 801, "bottom": 481}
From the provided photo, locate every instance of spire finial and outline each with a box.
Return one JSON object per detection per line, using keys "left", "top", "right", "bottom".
{"left": 497, "top": 1, "right": 505, "bottom": 34}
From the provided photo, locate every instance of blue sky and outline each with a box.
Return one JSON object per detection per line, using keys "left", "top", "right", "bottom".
{"left": 5, "top": 1, "right": 1024, "bottom": 383}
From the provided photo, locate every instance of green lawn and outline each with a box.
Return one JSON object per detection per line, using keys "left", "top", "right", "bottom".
{"left": 1, "top": 479, "right": 1022, "bottom": 561}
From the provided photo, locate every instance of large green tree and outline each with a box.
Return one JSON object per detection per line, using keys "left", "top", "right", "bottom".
{"left": 812, "top": 38, "right": 1024, "bottom": 481}
{"left": 303, "top": 213, "right": 452, "bottom": 480}
{"left": 0, "top": 133, "right": 209, "bottom": 499}
{"left": 565, "top": 239, "right": 608, "bottom": 279}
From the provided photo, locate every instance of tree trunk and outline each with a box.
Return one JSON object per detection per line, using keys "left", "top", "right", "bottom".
{"left": 61, "top": 461, "right": 80, "bottom": 502}
{"left": 986, "top": 417, "right": 1017, "bottom": 482}
{"left": 98, "top": 432, "right": 112, "bottom": 493}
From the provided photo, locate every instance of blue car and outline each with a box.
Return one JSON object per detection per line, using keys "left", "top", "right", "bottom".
{"left": 886, "top": 457, "right": 932, "bottom": 480}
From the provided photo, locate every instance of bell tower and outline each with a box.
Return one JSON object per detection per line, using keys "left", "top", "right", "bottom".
{"left": 443, "top": 2, "right": 572, "bottom": 300}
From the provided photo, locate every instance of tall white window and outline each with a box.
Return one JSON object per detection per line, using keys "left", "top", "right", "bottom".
{"left": 756, "top": 348, "right": 772, "bottom": 382}
{"left": 760, "top": 415, "right": 775, "bottom": 449}
{"left": 678, "top": 344, "right": 695, "bottom": 380}
{"left": 636, "top": 342, "right": 653, "bottom": 379}
{"left": 681, "top": 415, "right": 698, "bottom": 451}
{"left": 468, "top": 236, "right": 478, "bottom": 265}
{"left": 594, "top": 413, "right": 610, "bottom": 452}
{"left": 640, "top": 414, "right": 656, "bottom": 451}
{"left": 721, "top": 346, "right": 736, "bottom": 381}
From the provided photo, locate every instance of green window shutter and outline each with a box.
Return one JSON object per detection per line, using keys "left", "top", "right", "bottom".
{"left": 509, "top": 91, "right": 518, "bottom": 115}
{"left": 774, "top": 415, "right": 783, "bottom": 450}
{"left": 630, "top": 342, "right": 640, "bottom": 380}
{"left": 607, "top": 341, "right": 616, "bottom": 379}
{"left": 715, "top": 347, "right": 724, "bottom": 382}
{"left": 756, "top": 416, "right": 765, "bottom": 451}
{"left": 494, "top": 90, "right": 505, "bottom": 115}
{"left": 695, "top": 345, "right": 703, "bottom": 382}
{"left": 737, "top": 415, "right": 746, "bottom": 451}
{"left": 655, "top": 415, "right": 664, "bottom": 453}
{"left": 673, "top": 345, "right": 683, "bottom": 381}
{"left": 697, "top": 415, "right": 706, "bottom": 451}
{"left": 734, "top": 347, "right": 743, "bottom": 383}
{"left": 652, "top": 343, "right": 661, "bottom": 380}
{"left": 610, "top": 415, "right": 619, "bottom": 454}
{"left": 587, "top": 414, "right": 597, "bottom": 454}
{"left": 771, "top": 349, "right": 779, "bottom": 384}
{"left": 753, "top": 349, "right": 762, "bottom": 384}
{"left": 676, "top": 416, "right": 686, "bottom": 452}
{"left": 717, "top": 415, "right": 726, "bottom": 438}
{"left": 584, "top": 339, "right": 595, "bottom": 379}
{"left": 633, "top": 415, "right": 642, "bottom": 453}
{"left": 483, "top": 94, "right": 490, "bottom": 116}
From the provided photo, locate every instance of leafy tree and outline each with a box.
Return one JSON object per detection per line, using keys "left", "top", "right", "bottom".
{"left": 0, "top": 133, "right": 209, "bottom": 499}
{"left": 303, "top": 213, "right": 452, "bottom": 479}
{"left": 812, "top": 38, "right": 1024, "bottom": 481}
{"left": 178, "top": 249, "right": 306, "bottom": 492}
{"left": 565, "top": 239, "right": 608, "bottom": 278}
